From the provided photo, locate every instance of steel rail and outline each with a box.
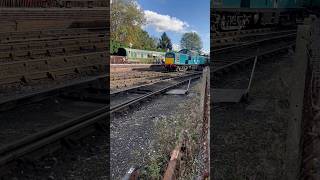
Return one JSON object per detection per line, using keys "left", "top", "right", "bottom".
{"left": 0, "top": 74, "right": 108, "bottom": 107}
{"left": 213, "top": 29, "right": 296, "bottom": 41}
{"left": 0, "top": 51, "right": 107, "bottom": 82}
{"left": 110, "top": 73, "right": 201, "bottom": 113}
{"left": 0, "top": 33, "right": 106, "bottom": 44}
{"left": 0, "top": 72, "right": 202, "bottom": 168}
{"left": 0, "top": 41, "right": 106, "bottom": 60}
{"left": 213, "top": 33, "right": 297, "bottom": 54}
{"left": 0, "top": 27, "right": 106, "bottom": 36}
{"left": 213, "top": 42, "right": 296, "bottom": 73}
{"left": 0, "top": 34, "right": 106, "bottom": 46}
{"left": 110, "top": 72, "right": 202, "bottom": 95}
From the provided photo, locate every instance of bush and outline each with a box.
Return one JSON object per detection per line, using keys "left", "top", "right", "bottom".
{"left": 110, "top": 40, "right": 123, "bottom": 55}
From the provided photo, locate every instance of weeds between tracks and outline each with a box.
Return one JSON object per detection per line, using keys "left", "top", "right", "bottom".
{"left": 136, "top": 81, "right": 205, "bottom": 179}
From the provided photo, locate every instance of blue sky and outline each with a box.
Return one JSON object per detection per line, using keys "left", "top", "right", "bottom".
{"left": 137, "top": 0, "right": 210, "bottom": 53}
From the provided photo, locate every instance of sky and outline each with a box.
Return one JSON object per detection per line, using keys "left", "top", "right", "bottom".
{"left": 137, "top": 0, "right": 210, "bottom": 53}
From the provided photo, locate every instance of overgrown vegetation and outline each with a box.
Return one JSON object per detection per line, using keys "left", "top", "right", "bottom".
{"left": 140, "top": 82, "right": 205, "bottom": 179}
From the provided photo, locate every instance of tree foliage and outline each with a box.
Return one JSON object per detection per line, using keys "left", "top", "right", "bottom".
{"left": 110, "top": 0, "right": 158, "bottom": 53}
{"left": 110, "top": 40, "right": 124, "bottom": 55}
{"left": 158, "top": 32, "right": 172, "bottom": 51}
{"left": 180, "top": 32, "right": 203, "bottom": 53}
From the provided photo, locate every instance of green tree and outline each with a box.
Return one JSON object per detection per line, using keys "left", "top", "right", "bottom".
{"left": 110, "top": 0, "right": 159, "bottom": 52}
{"left": 110, "top": 40, "right": 122, "bottom": 54}
{"left": 134, "top": 30, "right": 157, "bottom": 50}
{"left": 158, "top": 32, "right": 172, "bottom": 51}
{"left": 180, "top": 32, "right": 203, "bottom": 53}
{"left": 110, "top": 0, "right": 145, "bottom": 46}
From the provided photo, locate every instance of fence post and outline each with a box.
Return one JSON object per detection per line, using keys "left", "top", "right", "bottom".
{"left": 285, "top": 18, "right": 311, "bottom": 180}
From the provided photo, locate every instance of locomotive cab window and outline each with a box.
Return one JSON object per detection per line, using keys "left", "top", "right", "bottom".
{"left": 165, "top": 53, "right": 175, "bottom": 58}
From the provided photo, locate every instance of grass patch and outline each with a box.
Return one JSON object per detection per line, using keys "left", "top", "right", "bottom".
{"left": 140, "top": 82, "right": 206, "bottom": 179}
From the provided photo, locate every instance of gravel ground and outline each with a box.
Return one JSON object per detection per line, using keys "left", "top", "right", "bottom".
{"left": 0, "top": 75, "right": 106, "bottom": 104}
{"left": 110, "top": 70, "right": 187, "bottom": 93}
{"left": 4, "top": 132, "right": 108, "bottom": 180}
{"left": 212, "top": 52, "right": 293, "bottom": 179}
{"left": 110, "top": 80, "right": 203, "bottom": 179}
{"left": 3, "top": 76, "right": 204, "bottom": 180}
{"left": 0, "top": 97, "right": 105, "bottom": 146}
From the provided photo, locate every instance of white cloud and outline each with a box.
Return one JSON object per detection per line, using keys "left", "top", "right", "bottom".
{"left": 202, "top": 49, "right": 210, "bottom": 55}
{"left": 172, "top": 44, "right": 180, "bottom": 51}
{"left": 144, "top": 10, "right": 189, "bottom": 33}
{"left": 135, "top": 1, "right": 141, "bottom": 10}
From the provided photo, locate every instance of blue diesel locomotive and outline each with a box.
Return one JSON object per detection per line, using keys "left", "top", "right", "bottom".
{"left": 165, "top": 49, "right": 209, "bottom": 71}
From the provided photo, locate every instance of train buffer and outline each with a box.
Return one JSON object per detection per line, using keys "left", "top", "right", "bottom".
{"left": 213, "top": 56, "right": 258, "bottom": 103}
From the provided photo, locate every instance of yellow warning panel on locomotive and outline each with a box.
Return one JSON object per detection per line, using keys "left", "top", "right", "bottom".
{"left": 165, "top": 58, "right": 174, "bottom": 65}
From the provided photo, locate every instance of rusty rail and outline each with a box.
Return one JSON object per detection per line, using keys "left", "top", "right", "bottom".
{"left": 163, "top": 131, "right": 188, "bottom": 180}
{"left": 110, "top": 55, "right": 128, "bottom": 64}
{"left": 163, "top": 67, "right": 210, "bottom": 180}
{"left": 201, "top": 67, "right": 210, "bottom": 179}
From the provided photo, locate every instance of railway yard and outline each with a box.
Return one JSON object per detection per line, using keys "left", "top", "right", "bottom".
{"left": 109, "top": 13, "right": 318, "bottom": 179}
{"left": 0, "top": 0, "right": 319, "bottom": 179}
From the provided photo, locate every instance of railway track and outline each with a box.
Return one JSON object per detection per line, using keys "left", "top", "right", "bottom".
{"left": 110, "top": 71, "right": 202, "bottom": 106}
{"left": 0, "top": 71, "right": 202, "bottom": 177}
{"left": 212, "top": 28, "right": 297, "bottom": 48}
{"left": 212, "top": 32, "right": 297, "bottom": 76}
{"left": 114, "top": 69, "right": 209, "bottom": 179}
{"left": 211, "top": 27, "right": 299, "bottom": 179}
{"left": 0, "top": 28, "right": 107, "bottom": 91}
{"left": 0, "top": 28, "right": 106, "bottom": 46}
{"left": 0, "top": 2, "right": 109, "bottom": 178}
{"left": 0, "top": 74, "right": 108, "bottom": 175}
{"left": 110, "top": 70, "right": 190, "bottom": 93}
{"left": 0, "top": 8, "right": 109, "bottom": 21}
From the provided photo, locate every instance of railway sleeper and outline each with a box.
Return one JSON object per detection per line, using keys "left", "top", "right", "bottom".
{"left": 24, "top": 72, "right": 54, "bottom": 83}
{"left": 61, "top": 130, "right": 95, "bottom": 149}
{"left": 0, "top": 76, "right": 24, "bottom": 86}
{"left": 21, "top": 141, "right": 62, "bottom": 163}
{"left": 0, "top": 140, "right": 64, "bottom": 175}
{"left": 0, "top": 33, "right": 105, "bottom": 44}
{"left": 94, "top": 121, "right": 108, "bottom": 133}
{"left": 0, "top": 44, "right": 105, "bottom": 61}
{"left": 0, "top": 54, "right": 107, "bottom": 83}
